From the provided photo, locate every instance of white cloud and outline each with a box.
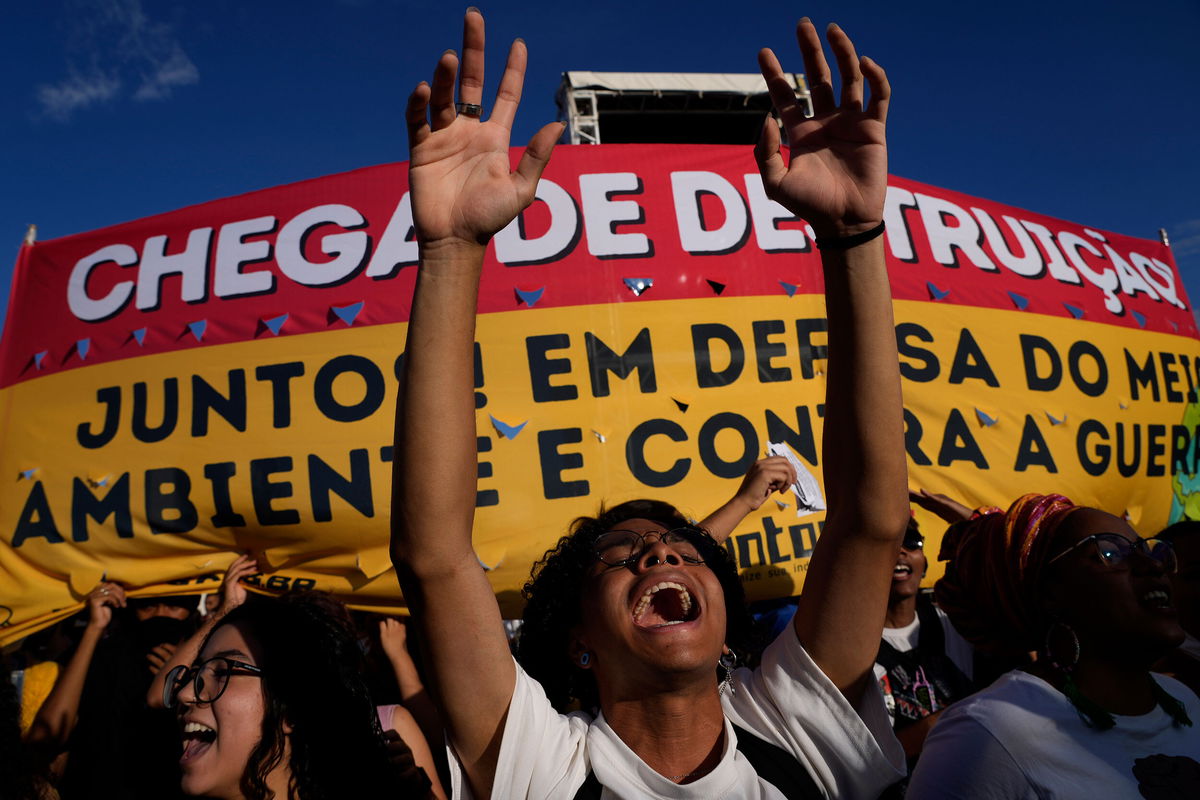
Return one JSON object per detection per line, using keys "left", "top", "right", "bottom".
{"left": 132, "top": 45, "right": 199, "bottom": 101}
{"left": 37, "top": 0, "right": 198, "bottom": 121}
{"left": 36, "top": 70, "right": 121, "bottom": 120}
{"left": 1171, "top": 219, "right": 1200, "bottom": 258}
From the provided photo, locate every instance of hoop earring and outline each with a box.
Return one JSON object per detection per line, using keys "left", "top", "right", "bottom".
{"left": 1044, "top": 621, "right": 1115, "bottom": 729}
{"left": 1044, "top": 621, "right": 1080, "bottom": 674}
{"left": 579, "top": 652, "right": 591, "bottom": 668}
{"left": 719, "top": 652, "right": 737, "bottom": 696}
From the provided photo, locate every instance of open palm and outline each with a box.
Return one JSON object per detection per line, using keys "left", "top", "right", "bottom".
{"left": 755, "top": 20, "right": 890, "bottom": 239}
{"left": 406, "top": 12, "right": 561, "bottom": 248}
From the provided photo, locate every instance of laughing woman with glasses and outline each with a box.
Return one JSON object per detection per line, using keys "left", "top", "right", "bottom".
{"left": 164, "top": 592, "right": 432, "bottom": 799}
{"left": 392, "top": 8, "right": 909, "bottom": 799}
{"left": 907, "top": 494, "right": 1200, "bottom": 799}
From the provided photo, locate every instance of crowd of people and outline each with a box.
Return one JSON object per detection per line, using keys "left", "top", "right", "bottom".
{"left": 4, "top": 8, "right": 1200, "bottom": 799}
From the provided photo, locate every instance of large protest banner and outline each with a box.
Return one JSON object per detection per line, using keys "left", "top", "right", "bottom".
{"left": 1, "top": 144, "right": 1197, "bottom": 644}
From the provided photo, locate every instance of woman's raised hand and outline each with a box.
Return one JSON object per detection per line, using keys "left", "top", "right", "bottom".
{"left": 217, "top": 553, "right": 258, "bottom": 616}
{"left": 406, "top": 9, "right": 563, "bottom": 251}
{"left": 85, "top": 581, "right": 126, "bottom": 630}
{"left": 755, "top": 19, "right": 890, "bottom": 239}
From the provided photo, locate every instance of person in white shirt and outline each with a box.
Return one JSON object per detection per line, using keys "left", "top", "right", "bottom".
{"left": 873, "top": 520, "right": 974, "bottom": 758}
{"left": 908, "top": 494, "right": 1200, "bottom": 799}
{"left": 390, "top": 9, "right": 907, "bottom": 799}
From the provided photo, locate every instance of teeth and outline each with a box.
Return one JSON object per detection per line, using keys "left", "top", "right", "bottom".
{"left": 183, "top": 722, "right": 214, "bottom": 734}
{"left": 1143, "top": 590, "right": 1170, "bottom": 607}
{"left": 632, "top": 581, "right": 693, "bottom": 624}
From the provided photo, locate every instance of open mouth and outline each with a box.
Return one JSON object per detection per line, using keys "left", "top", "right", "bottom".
{"left": 180, "top": 720, "right": 216, "bottom": 764}
{"left": 892, "top": 564, "right": 913, "bottom": 580}
{"left": 632, "top": 581, "right": 699, "bottom": 628}
{"left": 1140, "top": 588, "right": 1173, "bottom": 610}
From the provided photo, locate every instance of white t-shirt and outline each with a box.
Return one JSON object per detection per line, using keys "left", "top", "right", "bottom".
{"left": 872, "top": 607, "right": 974, "bottom": 724}
{"left": 447, "top": 627, "right": 905, "bottom": 799}
{"left": 907, "top": 669, "right": 1200, "bottom": 799}
{"left": 1181, "top": 634, "right": 1200, "bottom": 663}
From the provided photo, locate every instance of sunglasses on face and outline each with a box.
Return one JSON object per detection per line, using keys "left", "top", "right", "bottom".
{"left": 163, "top": 656, "right": 264, "bottom": 709}
{"left": 592, "top": 526, "right": 718, "bottom": 568}
{"left": 1046, "top": 533, "right": 1177, "bottom": 574}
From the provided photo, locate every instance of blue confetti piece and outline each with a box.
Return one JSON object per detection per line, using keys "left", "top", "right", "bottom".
{"left": 1045, "top": 411, "right": 1066, "bottom": 426}
{"left": 489, "top": 415, "right": 528, "bottom": 440}
{"left": 132, "top": 327, "right": 147, "bottom": 346}
{"left": 19, "top": 468, "right": 37, "bottom": 480}
{"left": 515, "top": 287, "right": 545, "bottom": 307}
{"left": 1063, "top": 303, "right": 1085, "bottom": 319}
{"left": 76, "top": 338, "right": 91, "bottom": 359}
{"left": 927, "top": 282, "right": 950, "bottom": 301}
{"left": 975, "top": 408, "right": 998, "bottom": 427}
{"left": 707, "top": 279, "right": 726, "bottom": 295}
{"left": 779, "top": 281, "right": 798, "bottom": 298}
{"left": 623, "top": 278, "right": 653, "bottom": 296}
{"left": 263, "top": 314, "right": 289, "bottom": 336}
{"left": 1007, "top": 291, "right": 1029, "bottom": 310}
{"left": 1170, "top": 320, "right": 1179, "bottom": 332}
{"left": 187, "top": 320, "right": 207, "bottom": 341}
{"left": 1131, "top": 310, "right": 1146, "bottom": 328}
{"left": 332, "top": 301, "right": 364, "bottom": 326}
{"left": 33, "top": 351, "right": 47, "bottom": 369}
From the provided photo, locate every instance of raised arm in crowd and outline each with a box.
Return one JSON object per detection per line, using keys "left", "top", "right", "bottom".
{"left": 390, "top": 10, "right": 907, "bottom": 798}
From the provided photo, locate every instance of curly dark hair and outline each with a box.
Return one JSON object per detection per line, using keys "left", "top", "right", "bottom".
{"left": 199, "top": 591, "right": 421, "bottom": 800}
{"left": 515, "top": 499, "right": 761, "bottom": 712}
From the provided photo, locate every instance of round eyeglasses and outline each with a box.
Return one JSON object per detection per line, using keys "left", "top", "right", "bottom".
{"left": 163, "top": 656, "right": 264, "bottom": 709}
{"left": 1046, "top": 533, "right": 1177, "bottom": 574}
{"left": 592, "top": 526, "right": 717, "bottom": 568}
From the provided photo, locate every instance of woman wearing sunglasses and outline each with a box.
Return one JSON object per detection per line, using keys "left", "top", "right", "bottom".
{"left": 392, "top": 8, "right": 908, "bottom": 799}
{"left": 907, "top": 494, "right": 1200, "bottom": 798}
{"left": 163, "top": 592, "right": 431, "bottom": 799}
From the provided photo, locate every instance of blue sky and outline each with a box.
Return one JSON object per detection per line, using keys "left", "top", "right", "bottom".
{"left": 2, "top": 0, "right": 1198, "bottom": 331}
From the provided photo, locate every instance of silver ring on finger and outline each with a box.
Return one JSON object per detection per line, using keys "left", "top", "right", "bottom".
{"left": 455, "top": 102, "right": 483, "bottom": 118}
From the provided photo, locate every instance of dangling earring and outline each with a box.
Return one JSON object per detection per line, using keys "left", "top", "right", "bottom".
{"left": 719, "top": 651, "right": 737, "bottom": 696}
{"left": 1045, "top": 621, "right": 1114, "bottom": 730}
{"left": 1043, "top": 621, "right": 1080, "bottom": 674}
{"left": 579, "top": 652, "right": 591, "bottom": 668}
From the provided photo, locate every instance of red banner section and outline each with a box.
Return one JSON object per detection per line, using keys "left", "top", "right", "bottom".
{"left": 1, "top": 145, "right": 1189, "bottom": 389}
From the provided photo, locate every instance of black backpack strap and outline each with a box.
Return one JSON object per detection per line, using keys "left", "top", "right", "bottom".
{"left": 572, "top": 771, "right": 603, "bottom": 800}
{"left": 915, "top": 594, "right": 946, "bottom": 654}
{"left": 917, "top": 595, "right": 974, "bottom": 695}
{"left": 573, "top": 726, "right": 823, "bottom": 800}
{"left": 732, "top": 724, "right": 824, "bottom": 800}
{"left": 875, "top": 636, "right": 905, "bottom": 673}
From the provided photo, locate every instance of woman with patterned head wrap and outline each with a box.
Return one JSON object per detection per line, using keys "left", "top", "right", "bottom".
{"left": 908, "top": 494, "right": 1200, "bottom": 799}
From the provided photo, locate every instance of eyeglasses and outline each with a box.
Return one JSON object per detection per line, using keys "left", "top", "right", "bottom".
{"left": 1046, "top": 533, "right": 1177, "bottom": 574}
{"left": 163, "top": 656, "right": 264, "bottom": 709}
{"left": 593, "top": 526, "right": 717, "bottom": 568}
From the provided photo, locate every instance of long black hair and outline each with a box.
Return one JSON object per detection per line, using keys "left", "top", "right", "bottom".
{"left": 200, "top": 591, "right": 421, "bottom": 800}
{"left": 515, "top": 499, "right": 760, "bottom": 712}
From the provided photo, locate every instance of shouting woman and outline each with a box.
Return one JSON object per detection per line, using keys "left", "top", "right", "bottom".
{"left": 391, "top": 9, "right": 907, "bottom": 798}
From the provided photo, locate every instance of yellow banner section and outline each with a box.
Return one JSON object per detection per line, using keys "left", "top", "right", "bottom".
{"left": 1, "top": 296, "right": 1197, "bottom": 643}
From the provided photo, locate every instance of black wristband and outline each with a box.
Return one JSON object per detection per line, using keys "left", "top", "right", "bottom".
{"left": 814, "top": 221, "right": 886, "bottom": 251}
